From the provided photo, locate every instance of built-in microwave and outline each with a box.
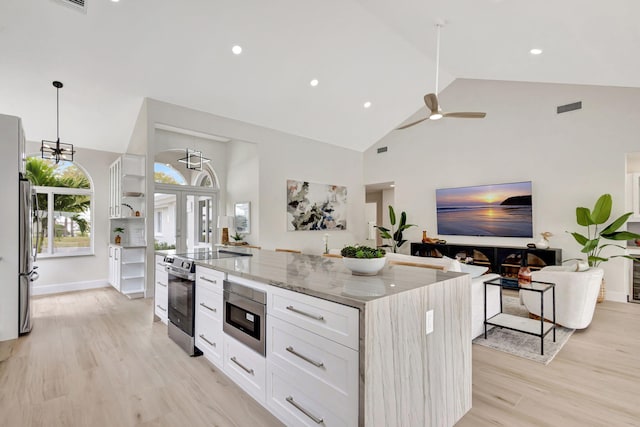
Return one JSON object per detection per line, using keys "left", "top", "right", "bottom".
{"left": 223, "top": 280, "right": 266, "bottom": 356}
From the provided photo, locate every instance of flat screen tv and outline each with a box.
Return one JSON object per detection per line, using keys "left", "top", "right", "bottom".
{"left": 435, "top": 181, "right": 533, "bottom": 237}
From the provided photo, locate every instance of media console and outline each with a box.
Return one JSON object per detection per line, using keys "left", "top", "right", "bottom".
{"left": 410, "top": 242, "right": 562, "bottom": 280}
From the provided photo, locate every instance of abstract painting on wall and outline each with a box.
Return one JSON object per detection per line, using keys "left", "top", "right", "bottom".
{"left": 287, "top": 180, "right": 347, "bottom": 231}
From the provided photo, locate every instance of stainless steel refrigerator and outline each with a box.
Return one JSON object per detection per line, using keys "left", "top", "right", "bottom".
{"left": 19, "top": 173, "right": 39, "bottom": 334}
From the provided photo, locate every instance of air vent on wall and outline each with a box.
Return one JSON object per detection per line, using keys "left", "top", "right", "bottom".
{"left": 557, "top": 101, "right": 582, "bottom": 114}
{"left": 377, "top": 146, "right": 388, "bottom": 154}
{"left": 52, "top": 0, "right": 87, "bottom": 13}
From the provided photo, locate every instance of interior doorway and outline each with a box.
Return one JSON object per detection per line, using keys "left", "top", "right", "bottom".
{"left": 364, "top": 182, "right": 395, "bottom": 248}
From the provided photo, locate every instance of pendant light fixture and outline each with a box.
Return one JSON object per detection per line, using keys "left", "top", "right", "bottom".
{"left": 41, "top": 81, "right": 75, "bottom": 164}
{"left": 178, "top": 148, "right": 210, "bottom": 171}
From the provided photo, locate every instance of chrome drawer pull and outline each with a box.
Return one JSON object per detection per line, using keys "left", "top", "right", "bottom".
{"left": 230, "top": 356, "right": 254, "bottom": 375}
{"left": 286, "top": 346, "right": 324, "bottom": 368}
{"left": 199, "top": 276, "right": 217, "bottom": 284}
{"left": 156, "top": 281, "right": 167, "bottom": 287}
{"left": 286, "top": 396, "right": 324, "bottom": 424}
{"left": 156, "top": 305, "right": 166, "bottom": 312}
{"left": 199, "top": 334, "right": 216, "bottom": 347}
{"left": 199, "top": 302, "right": 217, "bottom": 313}
{"left": 286, "top": 305, "right": 324, "bottom": 321}
{"left": 157, "top": 262, "right": 166, "bottom": 267}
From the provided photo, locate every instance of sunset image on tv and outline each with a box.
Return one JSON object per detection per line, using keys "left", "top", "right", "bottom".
{"left": 436, "top": 181, "right": 533, "bottom": 237}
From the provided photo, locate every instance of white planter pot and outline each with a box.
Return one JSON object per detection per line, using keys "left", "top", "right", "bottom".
{"left": 342, "top": 256, "right": 386, "bottom": 276}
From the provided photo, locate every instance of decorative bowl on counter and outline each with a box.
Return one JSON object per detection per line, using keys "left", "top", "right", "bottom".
{"left": 342, "top": 256, "right": 386, "bottom": 276}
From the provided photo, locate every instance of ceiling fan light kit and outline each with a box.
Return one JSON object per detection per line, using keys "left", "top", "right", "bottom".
{"left": 398, "top": 23, "right": 486, "bottom": 130}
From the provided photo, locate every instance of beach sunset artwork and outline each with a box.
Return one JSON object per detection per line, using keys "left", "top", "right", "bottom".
{"left": 436, "top": 181, "right": 533, "bottom": 237}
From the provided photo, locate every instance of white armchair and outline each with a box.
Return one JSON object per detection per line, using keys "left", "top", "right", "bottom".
{"left": 522, "top": 266, "right": 604, "bottom": 329}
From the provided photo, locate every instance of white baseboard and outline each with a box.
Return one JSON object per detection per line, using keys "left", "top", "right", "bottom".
{"left": 605, "top": 290, "right": 628, "bottom": 303}
{"left": 32, "top": 279, "right": 109, "bottom": 296}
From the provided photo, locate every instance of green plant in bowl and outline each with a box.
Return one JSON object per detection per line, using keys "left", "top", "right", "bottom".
{"left": 341, "top": 245, "right": 385, "bottom": 258}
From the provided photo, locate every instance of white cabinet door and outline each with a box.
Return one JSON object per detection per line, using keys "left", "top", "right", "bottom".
{"left": 155, "top": 266, "right": 168, "bottom": 324}
{"left": 108, "top": 245, "right": 114, "bottom": 285}
{"left": 112, "top": 246, "right": 121, "bottom": 291}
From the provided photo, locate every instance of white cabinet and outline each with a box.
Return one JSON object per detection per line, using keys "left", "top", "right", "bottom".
{"left": 154, "top": 255, "right": 168, "bottom": 323}
{"left": 108, "top": 154, "right": 146, "bottom": 298}
{"left": 195, "top": 266, "right": 225, "bottom": 367}
{"left": 109, "top": 154, "right": 145, "bottom": 220}
{"left": 108, "top": 244, "right": 145, "bottom": 298}
{"left": 266, "top": 287, "right": 359, "bottom": 427}
{"left": 108, "top": 244, "right": 121, "bottom": 291}
{"left": 224, "top": 335, "right": 267, "bottom": 405}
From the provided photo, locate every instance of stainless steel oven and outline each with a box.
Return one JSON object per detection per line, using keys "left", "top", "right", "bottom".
{"left": 223, "top": 280, "right": 267, "bottom": 356}
{"left": 164, "top": 250, "right": 253, "bottom": 356}
{"left": 166, "top": 261, "right": 202, "bottom": 357}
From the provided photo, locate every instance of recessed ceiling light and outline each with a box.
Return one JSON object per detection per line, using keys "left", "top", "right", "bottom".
{"left": 390, "top": 184, "right": 395, "bottom": 188}
{"left": 363, "top": 101, "right": 372, "bottom": 109}
{"left": 310, "top": 79, "right": 319, "bottom": 87}
{"left": 232, "top": 45, "right": 242, "bottom": 55}
{"left": 111, "top": 0, "right": 120, "bottom": 2}
{"left": 530, "top": 48, "right": 543, "bottom": 55}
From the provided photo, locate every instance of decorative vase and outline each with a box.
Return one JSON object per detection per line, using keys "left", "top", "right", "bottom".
{"left": 342, "top": 257, "right": 386, "bottom": 276}
{"left": 114, "top": 234, "right": 121, "bottom": 245}
{"left": 422, "top": 230, "right": 429, "bottom": 243}
{"left": 535, "top": 237, "right": 549, "bottom": 249}
{"left": 597, "top": 277, "right": 606, "bottom": 303}
{"left": 518, "top": 256, "right": 531, "bottom": 285}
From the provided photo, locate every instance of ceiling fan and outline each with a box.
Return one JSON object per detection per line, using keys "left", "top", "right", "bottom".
{"left": 397, "top": 23, "right": 486, "bottom": 130}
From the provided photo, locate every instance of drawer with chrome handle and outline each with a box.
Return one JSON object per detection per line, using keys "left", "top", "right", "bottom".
{"left": 199, "top": 302, "right": 217, "bottom": 313}
{"left": 196, "top": 266, "right": 225, "bottom": 293}
{"left": 224, "top": 335, "right": 266, "bottom": 404}
{"left": 286, "top": 396, "right": 324, "bottom": 424}
{"left": 156, "top": 281, "right": 167, "bottom": 288}
{"left": 269, "top": 287, "right": 359, "bottom": 350}
{"left": 199, "top": 333, "right": 217, "bottom": 348}
{"left": 267, "top": 315, "right": 358, "bottom": 408}
{"left": 267, "top": 363, "right": 355, "bottom": 427}
{"left": 196, "top": 286, "right": 222, "bottom": 321}
{"left": 156, "top": 304, "right": 167, "bottom": 313}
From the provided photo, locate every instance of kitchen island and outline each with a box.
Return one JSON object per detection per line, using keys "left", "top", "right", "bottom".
{"left": 195, "top": 249, "right": 472, "bottom": 427}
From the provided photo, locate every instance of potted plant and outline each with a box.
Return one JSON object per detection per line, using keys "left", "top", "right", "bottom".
{"left": 113, "top": 227, "right": 125, "bottom": 245}
{"left": 340, "top": 245, "right": 386, "bottom": 276}
{"left": 570, "top": 193, "right": 640, "bottom": 301}
{"left": 375, "top": 205, "right": 416, "bottom": 253}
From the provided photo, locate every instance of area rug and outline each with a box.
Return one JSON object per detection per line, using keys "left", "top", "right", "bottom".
{"left": 472, "top": 295, "right": 574, "bottom": 365}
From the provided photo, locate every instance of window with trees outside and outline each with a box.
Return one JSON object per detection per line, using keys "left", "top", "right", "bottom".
{"left": 26, "top": 157, "right": 93, "bottom": 257}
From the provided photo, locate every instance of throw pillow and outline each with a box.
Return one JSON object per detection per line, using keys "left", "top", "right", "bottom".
{"left": 459, "top": 263, "right": 489, "bottom": 278}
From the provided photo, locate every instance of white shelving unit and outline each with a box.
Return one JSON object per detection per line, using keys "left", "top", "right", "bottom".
{"left": 109, "top": 154, "right": 147, "bottom": 299}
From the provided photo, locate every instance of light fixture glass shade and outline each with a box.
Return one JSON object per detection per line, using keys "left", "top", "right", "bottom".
{"left": 178, "top": 148, "right": 211, "bottom": 171}
{"left": 217, "top": 216, "right": 234, "bottom": 229}
{"left": 41, "top": 139, "right": 75, "bottom": 163}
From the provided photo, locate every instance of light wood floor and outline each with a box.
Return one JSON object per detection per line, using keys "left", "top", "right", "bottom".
{"left": 458, "top": 299, "right": 640, "bottom": 427}
{"left": 0, "top": 287, "right": 283, "bottom": 427}
{"left": 1, "top": 288, "right": 639, "bottom": 427}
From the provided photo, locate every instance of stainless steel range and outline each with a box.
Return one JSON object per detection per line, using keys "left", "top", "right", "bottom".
{"left": 164, "top": 250, "right": 251, "bottom": 356}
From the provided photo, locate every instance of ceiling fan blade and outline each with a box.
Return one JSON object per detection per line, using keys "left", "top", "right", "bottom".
{"left": 443, "top": 112, "right": 487, "bottom": 119}
{"left": 397, "top": 117, "right": 429, "bottom": 130}
{"left": 424, "top": 93, "right": 439, "bottom": 113}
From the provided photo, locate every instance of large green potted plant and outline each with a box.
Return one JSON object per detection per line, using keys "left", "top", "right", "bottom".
{"left": 375, "top": 205, "right": 416, "bottom": 253}
{"left": 570, "top": 193, "right": 640, "bottom": 301}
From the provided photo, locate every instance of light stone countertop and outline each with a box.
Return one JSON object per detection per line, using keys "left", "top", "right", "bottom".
{"left": 195, "top": 249, "right": 463, "bottom": 310}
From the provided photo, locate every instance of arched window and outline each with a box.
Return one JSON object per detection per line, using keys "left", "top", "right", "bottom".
{"left": 196, "top": 171, "right": 215, "bottom": 188}
{"left": 154, "top": 162, "right": 187, "bottom": 185}
{"left": 26, "top": 157, "right": 93, "bottom": 257}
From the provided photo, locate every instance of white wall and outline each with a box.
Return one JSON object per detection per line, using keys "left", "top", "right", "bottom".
{"left": 140, "top": 99, "right": 365, "bottom": 293}
{"left": 226, "top": 141, "right": 259, "bottom": 244}
{"left": 25, "top": 141, "right": 118, "bottom": 296}
{"left": 364, "top": 79, "right": 640, "bottom": 302}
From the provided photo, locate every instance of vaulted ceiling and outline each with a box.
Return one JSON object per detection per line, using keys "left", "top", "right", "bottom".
{"left": 1, "top": 0, "right": 638, "bottom": 153}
